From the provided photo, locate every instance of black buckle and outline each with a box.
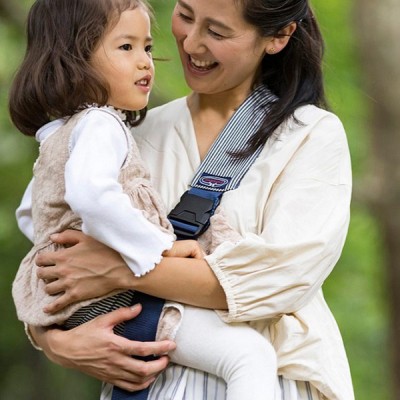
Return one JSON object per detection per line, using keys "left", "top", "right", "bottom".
{"left": 168, "top": 190, "right": 220, "bottom": 239}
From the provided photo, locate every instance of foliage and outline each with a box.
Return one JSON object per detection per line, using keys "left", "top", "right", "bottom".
{"left": 0, "top": 0, "right": 390, "bottom": 399}
{"left": 313, "top": 1, "right": 390, "bottom": 398}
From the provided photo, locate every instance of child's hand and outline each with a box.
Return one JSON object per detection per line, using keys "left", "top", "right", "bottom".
{"left": 163, "top": 240, "right": 204, "bottom": 259}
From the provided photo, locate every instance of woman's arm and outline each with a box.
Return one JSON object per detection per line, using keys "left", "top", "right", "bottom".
{"left": 29, "top": 305, "right": 176, "bottom": 391}
{"left": 36, "top": 113, "right": 351, "bottom": 321}
{"left": 205, "top": 112, "right": 353, "bottom": 322}
{"left": 36, "top": 230, "right": 228, "bottom": 315}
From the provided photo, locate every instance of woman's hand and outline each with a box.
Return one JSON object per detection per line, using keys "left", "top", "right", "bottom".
{"left": 36, "top": 230, "right": 227, "bottom": 312}
{"left": 36, "top": 230, "right": 135, "bottom": 314}
{"left": 30, "top": 305, "right": 176, "bottom": 391}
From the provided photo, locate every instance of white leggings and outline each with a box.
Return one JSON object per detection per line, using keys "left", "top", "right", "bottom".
{"left": 170, "top": 305, "right": 277, "bottom": 400}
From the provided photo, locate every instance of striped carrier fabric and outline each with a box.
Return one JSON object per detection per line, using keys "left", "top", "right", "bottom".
{"left": 63, "top": 289, "right": 135, "bottom": 335}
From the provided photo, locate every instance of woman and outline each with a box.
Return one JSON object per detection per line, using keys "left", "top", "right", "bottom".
{"left": 18, "top": 0, "right": 354, "bottom": 398}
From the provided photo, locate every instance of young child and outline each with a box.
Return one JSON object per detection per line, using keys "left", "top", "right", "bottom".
{"left": 10, "top": 1, "right": 277, "bottom": 399}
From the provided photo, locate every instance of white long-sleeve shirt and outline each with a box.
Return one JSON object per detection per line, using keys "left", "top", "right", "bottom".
{"left": 17, "top": 107, "right": 173, "bottom": 276}
{"left": 133, "top": 98, "right": 354, "bottom": 400}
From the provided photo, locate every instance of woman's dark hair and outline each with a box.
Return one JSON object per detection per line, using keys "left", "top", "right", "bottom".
{"left": 9, "top": 0, "right": 152, "bottom": 136}
{"left": 235, "top": 0, "right": 327, "bottom": 156}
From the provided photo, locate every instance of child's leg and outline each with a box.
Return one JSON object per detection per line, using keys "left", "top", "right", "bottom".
{"left": 170, "top": 305, "right": 277, "bottom": 400}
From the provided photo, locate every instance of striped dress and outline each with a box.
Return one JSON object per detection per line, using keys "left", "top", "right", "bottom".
{"left": 101, "top": 369, "right": 325, "bottom": 400}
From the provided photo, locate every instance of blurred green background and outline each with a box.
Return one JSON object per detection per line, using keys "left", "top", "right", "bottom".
{"left": 0, "top": 0, "right": 390, "bottom": 399}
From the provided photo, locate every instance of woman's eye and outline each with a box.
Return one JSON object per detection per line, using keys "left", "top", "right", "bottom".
{"left": 177, "top": 12, "right": 192, "bottom": 22}
{"left": 145, "top": 45, "right": 153, "bottom": 54}
{"left": 120, "top": 44, "right": 132, "bottom": 51}
{"left": 208, "top": 29, "right": 225, "bottom": 39}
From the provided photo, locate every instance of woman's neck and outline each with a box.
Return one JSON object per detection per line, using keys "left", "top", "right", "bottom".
{"left": 187, "top": 89, "right": 252, "bottom": 161}
{"left": 188, "top": 90, "right": 249, "bottom": 118}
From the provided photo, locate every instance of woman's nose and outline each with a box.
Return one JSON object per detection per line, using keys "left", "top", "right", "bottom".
{"left": 183, "top": 27, "right": 205, "bottom": 54}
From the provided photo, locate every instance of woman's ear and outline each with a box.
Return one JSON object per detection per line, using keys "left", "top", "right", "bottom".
{"left": 265, "top": 22, "right": 297, "bottom": 55}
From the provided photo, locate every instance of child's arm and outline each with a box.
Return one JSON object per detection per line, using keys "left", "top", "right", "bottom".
{"left": 16, "top": 178, "right": 35, "bottom": 241}
{"left": 66, "top": 109, "right": 174, "bottom": 277}
{"left": 163, "top": 240, "right": 204, "bottom": 259}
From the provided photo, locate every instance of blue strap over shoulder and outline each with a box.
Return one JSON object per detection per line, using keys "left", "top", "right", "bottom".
{"left": 168, "top": 85, "right": 277, "bottom": 239}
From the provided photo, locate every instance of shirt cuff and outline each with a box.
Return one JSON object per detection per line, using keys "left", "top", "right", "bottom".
{"left": 24, "top": 323, "right": 43, "bottom": 351}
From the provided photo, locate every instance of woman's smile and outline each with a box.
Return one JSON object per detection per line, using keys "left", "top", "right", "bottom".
{"left": 189, "top": 56, "right": 218, "bottom": 71}
{"left": 172, "top": 0, "right": 270, "bottom": 98}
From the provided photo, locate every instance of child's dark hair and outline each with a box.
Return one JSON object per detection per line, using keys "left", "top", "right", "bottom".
{"left": 9, "top": 0, "right": 152, "bottom": 136}
{"left": 235, "top": 0, "right": 327, "bottom": 156}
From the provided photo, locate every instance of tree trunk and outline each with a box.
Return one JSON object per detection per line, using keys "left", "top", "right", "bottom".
{"left": 354, "top": 1, "right": 400, "bottom": 398}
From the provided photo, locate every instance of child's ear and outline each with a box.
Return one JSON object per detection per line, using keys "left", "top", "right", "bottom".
{"left": 265, "top": 22, "right": 297, "bottom": 55}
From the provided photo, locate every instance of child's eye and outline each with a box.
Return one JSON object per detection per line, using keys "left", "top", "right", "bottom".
{"left": 120, "top": 44, "right": 132, "bottom": 51}
{"left": 145, "top": 45, "right": 153, "bottom": 54}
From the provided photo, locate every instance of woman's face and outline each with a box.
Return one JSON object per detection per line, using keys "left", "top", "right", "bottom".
{"left": 171, "top": 0, "right": 270, "bottom": 98}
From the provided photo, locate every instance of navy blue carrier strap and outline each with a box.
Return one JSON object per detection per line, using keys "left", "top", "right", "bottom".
{"left": 111, "top": 292, "right": 165, "bottom": 400}
{"left": 168, "top": 85, "right": 277, "bottom": 239}
{"left": 111, "top": 85, "right": 276, "bottom": 400}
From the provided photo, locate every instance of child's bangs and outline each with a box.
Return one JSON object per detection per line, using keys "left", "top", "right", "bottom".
{"left": 107, "top": 0, "right": 154, "bottom": 25}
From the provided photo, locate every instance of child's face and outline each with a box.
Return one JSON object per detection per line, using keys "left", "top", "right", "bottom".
{"left": 91, "top": 6, "right": 154, "bottom": 111}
